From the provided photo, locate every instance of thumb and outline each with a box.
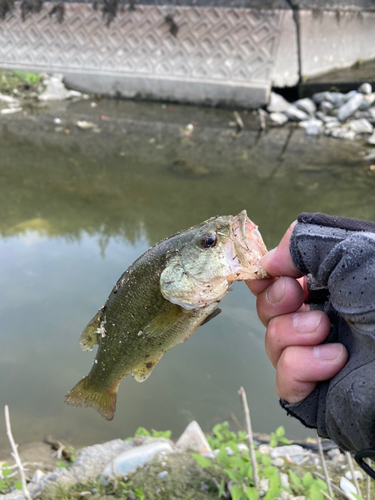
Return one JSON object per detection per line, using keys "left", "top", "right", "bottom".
{"left": 260, "top": 221, "right": 302, "bottom": 278}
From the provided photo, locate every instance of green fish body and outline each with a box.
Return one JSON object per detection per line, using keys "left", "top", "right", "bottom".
{"left": 65, "top": 211, "right": 267, "bottom": 420}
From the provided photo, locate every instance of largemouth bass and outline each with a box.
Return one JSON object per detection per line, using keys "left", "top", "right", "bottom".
{"left": 65, "top": 210, "right": 267, "bottom": 420}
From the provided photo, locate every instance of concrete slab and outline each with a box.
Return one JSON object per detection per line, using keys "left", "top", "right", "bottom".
{"left": 300, "top": 9, "right": 375, "bottom": 79}
{"left": 0, "top": 2, "right": 294, "bottom": 106}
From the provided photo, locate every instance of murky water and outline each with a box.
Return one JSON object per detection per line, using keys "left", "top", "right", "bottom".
{"left": 0, "top": 99, "right": 374, "bottom": 451}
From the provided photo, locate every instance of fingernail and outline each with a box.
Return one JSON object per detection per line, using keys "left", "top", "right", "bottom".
{"left": 293, "top": 311, "right": 322, "bottom": 333}
{"left": 266, "top": 276, "right": 285, "bottom": 304}
{"left": 314, "top": 344, "right": 343, "bottom": 361}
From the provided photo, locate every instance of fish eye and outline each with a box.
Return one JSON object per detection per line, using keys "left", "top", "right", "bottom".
{"left": 200, "top": 234, "right": 217, "bottom": 248}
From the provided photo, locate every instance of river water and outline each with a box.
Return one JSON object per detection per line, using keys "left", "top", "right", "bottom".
{"left": 0, "top": 99, "right": 374, "bottom": 451}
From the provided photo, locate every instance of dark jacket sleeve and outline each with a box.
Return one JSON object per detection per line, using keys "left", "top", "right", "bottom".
{"left": 281, "top": 213, "right": 375, "bottom": 452}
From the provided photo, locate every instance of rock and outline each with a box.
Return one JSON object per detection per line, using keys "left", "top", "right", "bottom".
{"left": 31, "top": 469, "right": 45, "bottom": 484}
{"left": 258, "top": 444, "right": 272, "bottom": 455}
{"left": 237, "top": 443, "right": 249, "bottom": 453}
{"left": 306, "top": 119, "right": 323, "bottom": 136}
{"left": 329, "top": 92, "right": 346, "bottom": 108}
{"left": 329, "top": 128, "right": 356, "bottom": 140}
{"left": 320, "top": 101, "right": 334, "bottom": 114}
{"left": 369, "top": 108, "right": 375, "bottom": 122}
{"left": 0, "top": 107, "right": 22, "bottom": 114}
{"left": 367, "top": 132, "right": 375, "bottom": 145}
{"left": 157, "top": 471, "right": 168, "bottom": 479}
{"left": 259, "top": 477, "right": 269, "bottom": 493}
{"left": 176, "top": 421, "right": 212, "bottom": 454}
{"left": 39, "top": 76, "right": 69, "bottom": 101}
{"left": 347, "top": 118, "right": 373, "bottom": 134}
{"left": 102, "top": 441, "right": 174, "bottom": 479}
{"left": 67, "top": 90, "right": 82, "bottom": 99}
{"left": 284, "top": 105, "right": 309, "bottom": 122}
{"left": 270, "top": 445, "right": 309, "bottom": 464}
{"left": 267, "top": 92, "right": 290, "bottom": 113}
{"left": 353, "top": 110, "right": 373, "bottom": 120}
{"left": 323, "top": 116, "right": 339, "bottom": 124}
{"left": 77, "top": 120, "right": 96, "bottom": 130}
{"left": 358, "top": 82, "right": 372, "bottom": 95}
{"left": 295, "top": 98, "right": 316, "bottom": 116}
{"left": 337, "top": 93, "right": 364, "bottom": 122}
{"left": 327, "top": 448, "right": 344, "bottom": 462}
{"left": 324, "top": 119, "right": 341, "bottom": 130}
{"left": 280, "top": 473, "right": 289, "bottom": 489}
{"left": 271, "top": 457, "right": 285, "bottom": 467}
{"left": 340, "top": 477, "right": 357, "bottom": 498}
{"left": 269, "top": 112, "right": 288, "bottom": 126}
{"left": 345, "top": 470, "right": 364, "bottom": 481}
{"left": 359, "top": 93, "right": 375, "bottom": 111}
{"left": 0, "top": 492, "right": 25, "bottom": 500}
{"left": 364, "top": 149, "right": 375, "bottom": 160}
{"left": 345, "top": 90, "right": 358, "bottom": 101}
{"left": 312, "top": 91, "right": 332, "bottom": 104}
{"left": 0, "top": 93, "right": 19, "bottom": 104}
{"left": 279, "top": 491, "right": 294, "bottom": 500}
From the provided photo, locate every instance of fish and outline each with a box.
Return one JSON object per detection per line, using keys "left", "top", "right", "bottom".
{"left": 65, "top": 210, "right": 268, "bottom": 420}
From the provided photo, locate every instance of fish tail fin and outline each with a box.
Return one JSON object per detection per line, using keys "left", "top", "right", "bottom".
{"left": 65, "top": 377, "right": 118, "bottom": 421}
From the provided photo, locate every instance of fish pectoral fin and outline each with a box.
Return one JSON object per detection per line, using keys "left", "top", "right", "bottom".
{"left": 143, "top": 306, "right": 185, "bottom": 339}
{"left": 132, "top": 356, "right": 163, "bottom": 382}
{"left": 80, "top": 309, "right": 102, "bottom": 351}
{"left": 200, "top": 307, "right": 221, "bottom": 326}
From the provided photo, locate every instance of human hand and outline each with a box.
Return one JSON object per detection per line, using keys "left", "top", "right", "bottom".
{"left": 247, "top": 222, "right": 348, "bottom": 404}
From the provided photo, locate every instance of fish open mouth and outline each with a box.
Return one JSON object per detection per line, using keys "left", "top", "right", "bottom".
{"left": 227, "top": 210, "right": 268, "bottom": 280}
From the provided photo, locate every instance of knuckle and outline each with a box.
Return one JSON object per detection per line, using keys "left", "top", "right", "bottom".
{"left": 278, "top": 347, "right": 296, "bottom": 374}
{"left": 266, "top": 318, "right": 279, "bottom": 345}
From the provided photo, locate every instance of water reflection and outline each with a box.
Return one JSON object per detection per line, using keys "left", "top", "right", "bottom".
{"left": 0, "top": 100, "right": 374, "bottom": 451}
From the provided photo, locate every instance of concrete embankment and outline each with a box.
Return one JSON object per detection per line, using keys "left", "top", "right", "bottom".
{"left": 0, "top": 0, "right": 374, "bottom": 106}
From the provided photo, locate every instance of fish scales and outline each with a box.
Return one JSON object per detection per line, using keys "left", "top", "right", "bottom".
{"left": 65, "top": 211, "right": 267, "bottom": 420}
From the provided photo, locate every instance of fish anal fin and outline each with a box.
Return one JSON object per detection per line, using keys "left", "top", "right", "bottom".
{"left": 143, "top": 307, "right": 184, "bottom": 339}
{"left": 132, "top": 356, "right": 163, "bottom": 382}
{"left": 65, "top": 376, "right": 118, "bottom": 421}
{"left": 200, "top": 307, "right": 221, "bottom": 326}
{"left": 80, "top": 310, "right": 102, "bottom": 351}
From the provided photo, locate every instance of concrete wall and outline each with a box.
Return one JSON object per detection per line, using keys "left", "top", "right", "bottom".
{"left": 0, "top": 0, "right": 374, "bottom": 106}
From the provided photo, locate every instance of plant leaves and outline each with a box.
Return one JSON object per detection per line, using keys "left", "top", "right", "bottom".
{"left": 261, "top": 454, "right": 271, "bottom": 466}
{"left": 218, "top": 478, "right": 225, "bottom": 498}
{"left": 302, "top": 472, "right": 314, "bottom": 488}
{"left": 56, "top": 461, "right": 69, "bottom": 469}
{"left": 134, "top": 427, "right": 151, "bottom": 437}
{"left": 13, "top": 480, "right": 22, "bottom": 491}
{"left": 191, "top": 454, "right": 212, "bottom": 468}
{"left": 216, "top": 446, "right": 229, "bottom": 466}
{"left": 224, "top": 468, "right": 242, "bottom": 482}
{"left": 245, "top": 486, "right": 258, "bottom": 500}
{"left": 231, "top": 484, "right": 244, "bottom": 500}
{"left": 151, "top": 429, "right": 171, "bottom": 439}
{"left": 275, "top": 427, "right": 285, "bottom": 438}
{"left": 1, "top": 463, "right": 11, "bottom": 477}
{"left": 288, "top": 470, "right": 302, "bottom": 488}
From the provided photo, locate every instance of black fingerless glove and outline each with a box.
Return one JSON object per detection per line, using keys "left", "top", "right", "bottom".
{"left": 282, "top": 213, "right": 375, "bottom": 462}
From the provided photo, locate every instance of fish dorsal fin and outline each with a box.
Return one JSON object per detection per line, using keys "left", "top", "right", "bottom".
{"left": 132, "top": 355, "right": 163, "bottom": 382}
{"left": 80, "top": 308, "right": 104, "bottom": 351}
{"left": 142, "top": 306, "right": 185, "bottom": 339}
